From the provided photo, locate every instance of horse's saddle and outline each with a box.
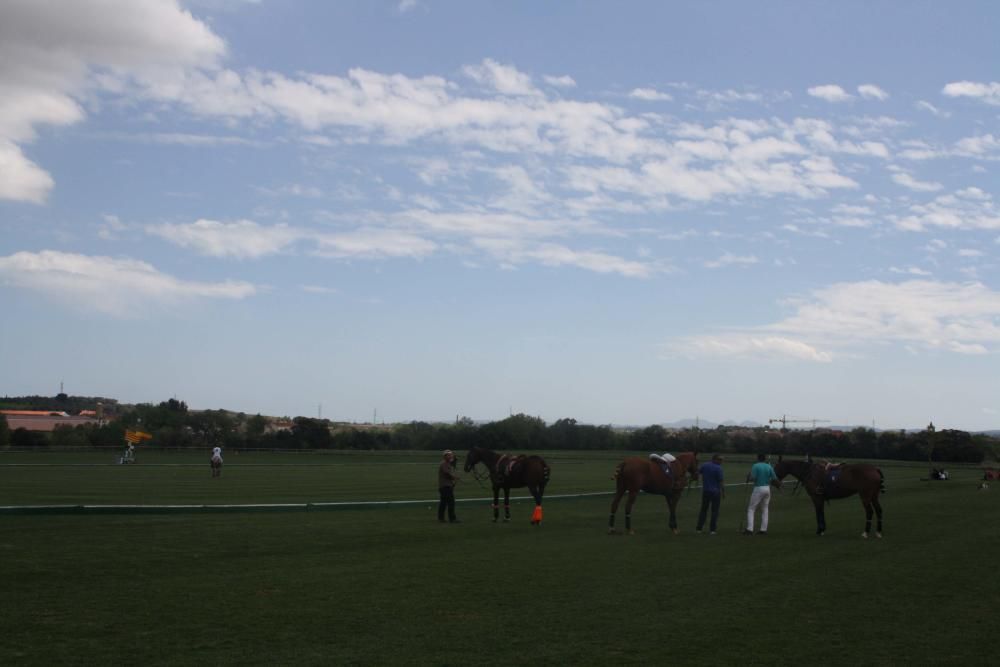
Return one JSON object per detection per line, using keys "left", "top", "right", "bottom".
{"left": 821, "top": 465, "right": 842, "bottom": 486}
{"left": 496, "top": 455, "right": 523, "bottom": 478}
{"left": 649, "top": 454, "right": 675, "bottom": 479}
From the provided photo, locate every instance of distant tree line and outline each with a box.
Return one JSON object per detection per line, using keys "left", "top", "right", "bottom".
{"left": 0, "top": 393, "right": 120, "bottom": 416}
{"left": 0, "top": 397, "right": 995, "bottom": 464}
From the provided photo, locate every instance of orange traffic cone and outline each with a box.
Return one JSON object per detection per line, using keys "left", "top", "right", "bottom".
{"left": 531, "top": 505, "right": 543, "bottom": 524}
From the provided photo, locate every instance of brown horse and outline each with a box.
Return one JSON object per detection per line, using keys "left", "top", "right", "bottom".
{"left": 464, "top": 446, "right": 550, "bottom": 524}
{"left": 773, "top": 458, "right": 885, "bottom": 538}
{"left": 608, "top": 452, "right": 699, "bottom": 535}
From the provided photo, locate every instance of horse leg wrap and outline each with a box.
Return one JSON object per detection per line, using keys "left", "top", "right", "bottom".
{"left": 531, "top": 505, "right": 543, "bottom": 523}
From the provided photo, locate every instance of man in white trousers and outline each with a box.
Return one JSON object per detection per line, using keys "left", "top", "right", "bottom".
{"left": 746, "top": 453, "right": 778, "bottom": 535}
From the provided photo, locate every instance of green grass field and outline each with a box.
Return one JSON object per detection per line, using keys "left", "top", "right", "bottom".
{"left": 1, "top": 451, "right": 996, "bottom": 666}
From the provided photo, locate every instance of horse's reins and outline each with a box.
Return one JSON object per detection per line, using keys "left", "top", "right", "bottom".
{"left": 466, "top": 450, "right": 497, "bottom": 488}
{"left": 469, "top": 464, "right": 492, "bottom": 487}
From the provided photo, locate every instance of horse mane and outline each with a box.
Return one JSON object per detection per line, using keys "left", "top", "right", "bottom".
{"left": 672, "top": 451, "right": 698, "bottom": 473}
{"left": 776, "top": 458, "right": 814, "bottom": 480}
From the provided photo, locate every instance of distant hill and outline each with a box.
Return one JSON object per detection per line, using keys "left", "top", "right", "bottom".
{"left": 661, "top": 418, "right": 763, "bottom": 429}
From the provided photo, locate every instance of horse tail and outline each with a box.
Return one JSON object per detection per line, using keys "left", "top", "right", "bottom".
{"left": 542, "top": 460, "right": 551, "bottom": 486}
{"left": 878, "top": 467, "right": 886, "bottom": 494}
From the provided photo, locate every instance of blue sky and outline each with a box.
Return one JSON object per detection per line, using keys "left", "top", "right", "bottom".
{"left": 2, "top": 0, "right": 1000, "bottom": 430}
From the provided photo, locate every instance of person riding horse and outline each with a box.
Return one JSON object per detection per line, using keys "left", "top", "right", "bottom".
{"left": 210, "top": 446, "right": 223, "bottom": 478}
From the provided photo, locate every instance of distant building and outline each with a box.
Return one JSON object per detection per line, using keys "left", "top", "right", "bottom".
{"left": 0, "top": 410, "right": 100, "bottom": 432}
{"left": 265, "top": 419, "right": 294, "bottom": 434}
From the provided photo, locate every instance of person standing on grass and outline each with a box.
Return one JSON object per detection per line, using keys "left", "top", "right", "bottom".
{"left": 696, "top": 454, "right": 725, "bottom": 534}
{"left": 438, "top": 450, "right": 460, "bottom": 523}
{"left": 745, "top": 453, "right": 778, "bottom": 535}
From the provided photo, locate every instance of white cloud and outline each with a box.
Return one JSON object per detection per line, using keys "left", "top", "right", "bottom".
{"left": 562, "top": 118, "right": 864, "bottom": 205}
{"left": 397, "top": 0, "right": 419, "bottom": 13}
{"left": 889, "top": 266, "right": 932, "bottom": 276}
{"left": 474, "top": 239, "right": 653, "bottom": 278}
{"left": 147, "top": 219, "right": 300, "bottom": 259}
{"left": 314, "top": 229, "right": 436, "bottom": 259}
{"left": 832, "top": 204, "right": 873, "bottom": 216}
{"left": 257, "top": 183, "right": 324, "bottom": 198}
{"left": 98, "top": 214, "right": 128, "bottom": 240}
{"left": 131, "top": 132, "right": 259, "bottom": 147}
{"left": 629, "top": 87, "right": 672, "bottom": 102}
{"left": 147, "top": 218, "right": 439, "bottom": 261}
{"left": 487, "top": 164, "right": 552, "bottom": 214}
{"left": 897, "top": 140, "right": 944, "bottom": 161}
{"left": 857, "top": 84, "right": 888, "bottom": 100}
{"left": 704, "top": 252, "right": 759, "bottom": 269}
{"left": 664, "top": 335, "right": 833, "bottom": 362}
{"left": 0, "top": 16, "right": 892, "bottom": 218}
{"left": 299, "top": 284, "right": 338, "bottom": 294}
{"left": 0, "top": 0, "right": 225, "bottom": 202}
{"left": 0, "top": 250, "right": 254, "bottom": 315}
{"left": 0, "top": 139, "right": 55, "bottom": 204}
{"left": 807, "top": 85, "right": 853, "bottom": 102}
{"left": 953, "top": 134, "right": 1000, "bottom": 158}
{"left": 942, "top": 80, "right": 1000, "bottom": 106}
{"left": 397, "top": 208, "right": 578, "bottom": 239}
{"left": 915, "top": 100, "right": 951, "bottom": 118}
{"left": 694, "top": 88, "right": 764, "bottom": 109}
{"left": 791, "top": 118, "right": 888, "bottom": 158}
{"left": 893, "top": 190, "right": 1000, "bottom": 232}
{"left": 774, "top": 280, "right": 1000, "bottom": 352}
{"left": 664, "top": 279, "right": 1000, "bottom": 360}
{"left": 891, "top": 171, "right": 943, "bottom": 192}
{"left": 462, "top": 58, "right": 538, "bottom": 96}
{"left": 543, "top": 74, "right": 576, "bottom": 88}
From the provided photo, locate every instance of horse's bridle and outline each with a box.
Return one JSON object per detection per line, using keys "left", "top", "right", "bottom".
{"left": 465, "top": 450, "right": 494, "bottom": 487}
{"left": 470, "top": 464, "right": 492, "bottom": 485}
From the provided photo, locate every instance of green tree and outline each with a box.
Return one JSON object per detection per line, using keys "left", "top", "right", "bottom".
{"left": 11, "top": 428, "right": 48, "bottom": 448}
{"left": 546, "top": 418, "right": 578, "bottom": 450}
{"left": 188, "top": 410, "right": 235, "bottom": 447}
{"left": 292, "top": 417, "right": 332, "bottom": 448}
{"left": 0, "top": 414, "right": 9, "bottom": 448}
{"left": 246, "top": 414, "right": 268, "bottom": 439}
{"left": 479, "top": 413, "right": 546, "bottom": 451}
{"left": 630, "top": 424, "right": 671, "bottom": 453}
{"left": 50, "top": 425, "right": 91, "bottom": 448}
{"left": 392, "top": 421, "right": 438, "bottom": 450}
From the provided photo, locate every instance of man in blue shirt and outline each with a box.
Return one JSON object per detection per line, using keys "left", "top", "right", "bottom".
{"left": 746, "top": 453, "right": 779, "bottom": 535}
{"left": 696, "top": 454, "right": 725, "bottom": 534}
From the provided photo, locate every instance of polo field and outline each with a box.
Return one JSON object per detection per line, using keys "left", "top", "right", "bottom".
{"left": 1, "top": 450, "right": 995, "bottom": 665}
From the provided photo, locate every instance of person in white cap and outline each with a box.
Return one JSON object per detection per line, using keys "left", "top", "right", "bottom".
{"left": 437, "top": 450, "right": 460, "bottom": 523}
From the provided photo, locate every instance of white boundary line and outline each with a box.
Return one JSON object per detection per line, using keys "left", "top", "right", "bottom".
{"left": 0, "top": 491, "right": 617, "bottom": 513}
{"left": 0, "top": 486, "right": 771, "bottom": 513}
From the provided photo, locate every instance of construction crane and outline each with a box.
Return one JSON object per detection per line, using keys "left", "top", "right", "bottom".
{"left": 768, "top": 415, "right": 830, "bottom": 430}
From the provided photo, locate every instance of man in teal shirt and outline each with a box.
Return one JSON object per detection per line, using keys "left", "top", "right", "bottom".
{"left": 746, "top": 453, "right": 778, "bottom": 535}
